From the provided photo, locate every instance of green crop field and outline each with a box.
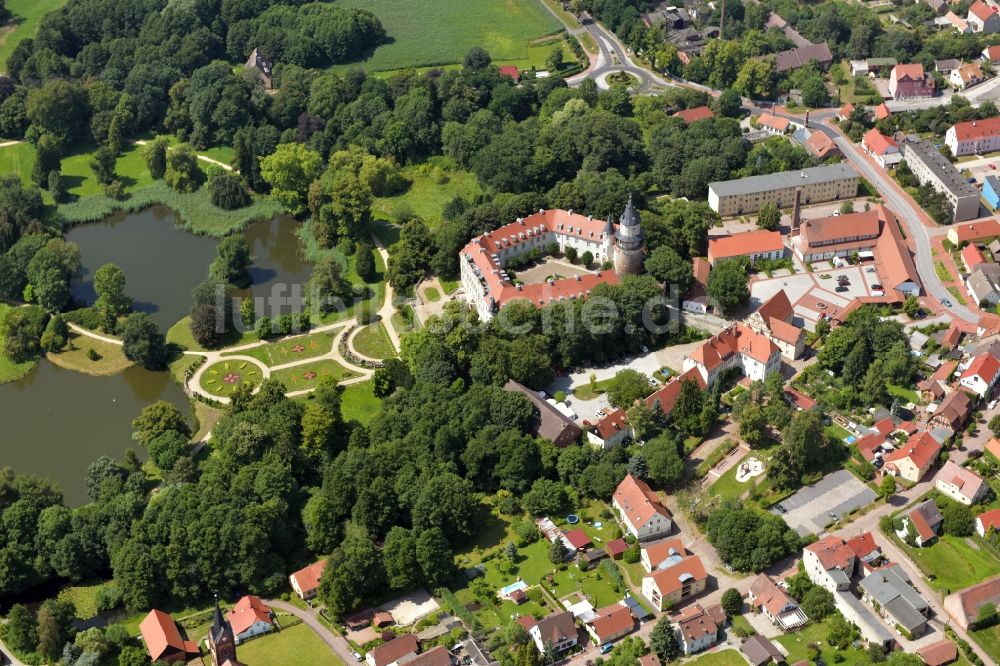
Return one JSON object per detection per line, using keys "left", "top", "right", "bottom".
{"left": 0, "top": 0, "right": 68, "bottom": 71}
{"left": 333, "top": 0, "right": 561, "bottom": 72}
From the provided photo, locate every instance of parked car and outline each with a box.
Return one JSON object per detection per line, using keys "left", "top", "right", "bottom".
{"left": 871, "top": 284, "right": 882, "bottom": 290}
{"left": 866, "top": 267, "right": 876, "bottom": 273}
{"left": 353, "top": 653, "right": 363, "bottom": 662}
{"left": 835, "top": 286, "right": 849, "bottom": 292}
{"left": 942, "top": 298, "right": 952, "bottom": 307}
{"left": 639, "top": 345, "right": 649, "bottom": 353}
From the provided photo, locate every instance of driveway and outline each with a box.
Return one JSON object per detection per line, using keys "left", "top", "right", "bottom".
{"left": 772, "top": 470, "right": 878, "bottom": 536}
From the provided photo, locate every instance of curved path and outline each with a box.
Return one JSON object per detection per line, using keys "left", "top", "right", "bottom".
{"left": 370, "top": 232, "right": 402, "bottom": 352}
{"left": 132, "top": 139, "right": 234, "bottom": 172}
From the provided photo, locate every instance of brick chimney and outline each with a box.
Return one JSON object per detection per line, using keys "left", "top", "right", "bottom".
{"left": 791, "top": 187, "right": 802, "bottom": 234}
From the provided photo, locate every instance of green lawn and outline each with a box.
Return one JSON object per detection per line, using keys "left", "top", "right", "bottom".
{"left": 340, "top": 380, "right": 383, "bottom": 424}
{"left": 352, "top": 322, "right": 396, "bottom": 359}
{"left": 887, "top": 383, "right": 920, "bottom": 404}
{"left": 0, "top": 303, "right": 37, "bottom": 383}
{"left": 0, "top": 0, "right": 67, "bottom": 72}
{"left": 199, "top": 359, "right": 265, "bottom": 397}
{"left": 57, "top": 580, "right": 116, "bottom": 620}
{"left": 332, "top": 0, "right": 560, "bottom": 73}
{"left": 272, "top": 359, "right": 361, "bottom": 392}
{"left": 775, "top": 617, "right": 872, "bottom": 665}
{"left": 222, "top": 330, "right": 339, "bottom": 367}
{"left": 972, "top": 623, "right": 1000, "bottom": 664}
{"left": 707, "top": 452, "right": 755, "bottom": 501}
{"left": 233, "top": 623, "right": 344, "bottom": 666}
{"left": 390, "top": 305, "right": 421, "bottom": 337}
{"left": 824, "top": 422, "right": 853, "bottom": 443}
{"left": 167, "top": 316, "right": 259, "bottom": 352}
{"left": 684, "top": 650, "right": 746, "bottom": 666}
{"left": 424, "top": 286, "right": 441, "bottom": 302}
{"left": 896, "top": 534, "right": 1000, "bottom": 593}
{"left": 371, "top": 161, "right": 482, "bottom": 229}
{"left": 573, "top": 377, "right": 614, "bottom": 401}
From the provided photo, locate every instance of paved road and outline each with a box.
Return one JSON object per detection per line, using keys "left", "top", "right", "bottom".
{"left": 267, "top": 599, "right": 358, "bottom": 665}
{"left": 562, "top": 14, "right": 674, "bottom": 93}
{"left": 886, "top": 75, "right": 1000, "bottom": 112}
{"left": 0, "top": 635, "right": 27, "bottom": 666}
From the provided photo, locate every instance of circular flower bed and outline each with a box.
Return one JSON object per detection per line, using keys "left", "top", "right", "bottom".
{"left": 200, "top": 359, "right": 264, "bottom": 397}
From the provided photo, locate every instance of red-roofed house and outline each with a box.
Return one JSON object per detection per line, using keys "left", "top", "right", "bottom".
{"left": 784, "top": 386, "right": 817, "bottom": 411}
{"left": 951, "top": 62, "right": 986, "bottom": 89}
{"left": 959, "top": 352, "right": 1000, "bottom": 396}
{"left": 846, "top": 532, "right": 885, "bottom": 573}
{"left": 642, "top": 553, "right": 708, "bottom": 611}
{"left": 883, "top": 431, "right": 941, "bottom": 483}
{"left": 874, "top": 103, "right": 892, "bottom": 120}
{"left": 901, "top": 499, "right": 943, "bottom": 547}
{"left": 986, "top": 45, "right": 1000, "bottom": 66}
{"left": 683, "top": 257, "right": 711, "bottom": 314}
{"left": 947, "top": 219, "right": 1000, "bottom": 245}
{"left": 862, "top": 128, "right": 901, "bottom": 168}
{"left": 227, "top": 596, "right": 276, "bottom": 644}
{"left": 968, "top": 0, "right": 1000, "bottom": 33}
{"left": 916, "top": 638, "right": 959, "bottom": 666}
{"left": 889, "top": 64, "right": 936, "bottom": 99}
{"left": 683, "top": 323, "right": 782, "bottom": 387}
{"left": 757, "top": 113, "right": 791, "bottom": 135}
{"left": 674, "top": 106, "right": 714, "bottom": 123}
{"left": 606, "top": 538, "right": 628, "bottom": 559}
{"left": 641, "top": 538, "right": 688, "bottom": 573}
{"left": 806, "top": 131, "right": 840, "bottom": 160}
{"left": 962, "top": 243, "right": 988, "bottom": 272}
{"left": 803, "top": 536, "right": 856, "bottom": 591}
{"left": 745, "top": 290, "right": 805, "bottom": 360}
{"left": 936, "top": 460, "right": 989, "bottom": 505}
{"left": 290, "top": 559, "right": 326, "bottom": 601}
{"left": 930, "top": 390, "right": 974, "bottom": 431}
{"left": 564, "top": 529, "right": 592, "bottom": 551}
{"left": 585, "top": 604, "right": 635, "bottom": 645}
{"left": 988, "top": 437, "right": 1000, "bottom": 460}
{"left": 612, "top": 474, "right": 672, "bottom": 541}
{"left": 977, "top": 508, "right": 1000, "bottom": 536}
{"left": 139, "top": 609, "right": 201, "bottom": 663}
{"left": 944, "top": 575, "right": 1000, "bottom": 629}
{"left": 838, "top": 103, "right": 855, "bottom": 121}
{"left": 406, "top": 646, "right": 454, "bottom": 666}
{"left": 366, "top": 634, "right": 419, "bottom": 666}
{"left": 672, "top": 604, "right": 723, "bottom": 655}
{"left": 748, "top": 574, "right": 809, "bottom": 630}
{"left": 707, "top": 230, "right": 785, "bottom": 266}
{"left": 498, "top": 66, "right": 520, "bottom": 82}
{"left": 949, "top": 116, "right": 1000, "bottom": 156}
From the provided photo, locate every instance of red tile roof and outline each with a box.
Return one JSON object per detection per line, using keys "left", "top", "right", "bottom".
{"left": 883, "top": 431, "right": 941, "bottom": 476}
{"left": 644, "top": 368, "right": 707, "bottom": 415}
{"left": 645, "top": 554, "right": 707, "bottom": 596}
{"left": 806, "top": 131, "right": 838, "bottom": 158}
{"left": 139, "top": 610, "right": 199, "bottom": 662}
{"left": 673, "top": 604, "right": 719, "bottom": 644}
{"left": 962, "top": 352, "right": 1000, "bottom": 383}
{"left": 839, "top": 103, "right": 855, "bottom": 118}
{"left": 978, "top": 508, "right": 1000, "bottom": 533}
{"left": 642, "top": 538, "right": 688, "bottom": 567}
{"left": 675, "top": 106, "right": 715, "bottom": 123}
{"left": 875, "top": 103, "right": 891, "bottom": 120}
{"left": 606, "top": 538, "right": 628, "bottom": 556}
{"left": 758, "top": 113, "right": 790, "bottom": 132}
{"left": 855, "top": 432, "right": 884, "bottom": 462}
{"left": 757, "top": 290, "right": 793, "bottom": 325}
{"left": 688, "top": 323, "right": 780, "bottom": 372}
{"left": 970, "top": 0, "right": 994, "bottom": 21}
{"left": 228, "top": 596, "right": 273, "bottom": 637}
{"left": 565, "top": 528, "right": 592, "bottom": 550}
{"left": 949, "top": 576, "right": 1000, "bottom": 629}
{"left": 986, "top": 45, "right": 1000, "bottom": 62}
{"left": 639, "top": 654, "right": 661, "bottom": 666}
{"left": 498, "top": 66, "right": 519, "bottom": 80}
{"left": 613, "top": 474, "right": 671, "bottom": 532}
{"left": 291, "top": 559, "right": 326, "bottom": 596}
{"left": 591, "top": 407, "right": 628, "bottom": 441}
{"left": 988, "top": 437, "right": 1000, "bottom": 459}
{"left": 406, "top": 646, "right": 453, "bottom": 666}
{"left": 692, "top": 257, "right": 710, "bottom": 286}
{"left": 893, "top": 63, "right": 926, "bottom": 81}
{"left": 588, "top": 604, "right": 634, "bottom": 642}
{"left": 805, "top": 535, "right": 855, "bottom": 571}
{"left": 801, "top": 208, "right": 881, "bottom": 246}
{"left": 863, "top": 128, "right": 897, "bottom": 156}
{"left": 916, "top": 639, "right": 958, "bottom": 666}
{"left": 784, "top": 386, "right": 816, "bottom": 411}
{"left": 938, "top": 460, "right": 987, "bottom": 502}
{"left": 949, "top": 219, "right": 1000, "bottom": 243}
{"left": 845, "top": 532, "right": 878, "bottom": 560}
{"left": 708, "top": 230, "right": 784, "bottom": 263}
{"left": 368, "top": 634, "right": 419, "bottom": 666}
{"left": 749, "top": 574, "right": 796, "bottom": 618}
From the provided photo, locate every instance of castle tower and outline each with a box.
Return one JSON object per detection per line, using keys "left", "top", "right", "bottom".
{"left": 613, "top": 195, "right": 645, "bottom": 276}
{"left": 208, "top": 598, "right": 239, "bottom": 666}
{"left": 603, "top": 215, "right": 615, "bottom": 263}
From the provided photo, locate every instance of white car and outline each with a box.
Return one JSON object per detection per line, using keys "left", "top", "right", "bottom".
{"left": 990, "top": 400, "right": 998, "bottom": 410}
{"left": 353, "top": 653, "right": 363, "bottom": 662}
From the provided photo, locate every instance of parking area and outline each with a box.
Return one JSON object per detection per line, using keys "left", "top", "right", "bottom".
{"left": 771, "top": 469, "right": 878, "bottom": 536}
{"left": 375, "top": 589, "right": 441, "bottom": 626}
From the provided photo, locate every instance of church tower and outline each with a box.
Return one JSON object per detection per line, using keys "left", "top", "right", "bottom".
{"left": 613, "top": 195, "right": 645, "bottom": 276}
{"left": 208, "top": 598, "right": 239, "bottom": 666}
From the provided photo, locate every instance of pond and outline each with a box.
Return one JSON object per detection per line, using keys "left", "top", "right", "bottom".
{"left": 68, "top": 207, "right": 313, "bottom": 329}
{"left": 0, "top": 360, "right": 192, "bottom": 506}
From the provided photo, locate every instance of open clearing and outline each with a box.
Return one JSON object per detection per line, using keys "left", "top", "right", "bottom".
{"left": 238, "top": 622, "right": 343, "bottom": 666}
{"left": 0, "top": 0, "right": 67, "bottom": 72}
{"left": 333, "top": 0, "right": 561, "bottom": 72}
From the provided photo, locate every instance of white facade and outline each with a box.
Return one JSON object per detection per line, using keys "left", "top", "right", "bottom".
{"left": 234, "top": 620, "right": 274, "bottom": 645}
{"left": 612, "top": 496, "right": 672, "bottom": 541}
{"left": 682, "top": 346, "right": 781, "bottom": 388}
{"left": 959, "top": 372, "right": 996, "bottom": 396}
{"left": 802, "top": 549, "right": 852, "bottom": 592}
{"left": 946, "top": 121, "right": 1000, "bottom": 157}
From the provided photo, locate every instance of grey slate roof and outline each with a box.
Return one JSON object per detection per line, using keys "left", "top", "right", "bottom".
{"left": 709, "top": 163, "right": 858, "bottom": 198}
{"left": 902, "top": 140, "right": 979, "bottom": 199}
{"left": 860, "top": 564, "right": 929, "bottom": 633}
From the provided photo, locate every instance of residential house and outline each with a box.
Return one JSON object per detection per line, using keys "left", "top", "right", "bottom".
{"left": 889, "top": 64, "right": 936, "bottom": 99}
{"left": 989, "top": 436, "right": 1000, "bottom": 460}
{"left": 641, "top": 552, "right": 708, "bottom": 611}
{"left": 951, "top": 62, "right": 987, "bottom": 89}
{"left": 641, "top": 538, "right": 688, "bottom": 573}
{"left": 585, "top": 605, "right": 635, "bottom": 645}
{"left": 784, "top": 386, "right": 817, "bottom": 411}
{"left": 606, "top": 538, "right": 628, "bottom": 559}
{"left": 947, "top": 218, "right": 1000, "bottom": 245}
{"left": 875, "top": 103, "right": 892, "bottom": 120}
{"left": 862, "top": 128, "right": 901, "bottom": 168}
{"left": 498, "top": 66, "right": 520, "bottom": 82}
{"left": 244, "top": 48, "right": 273, "bottom": 90}
{"left": 773, "top": 42, "right": 833, "bottom": 72}
{"left": 405, "top": 647, "right": 454, "bottom": 666}
{"left": 946, "top": 9, "right": 974, "bottom": 32}
{"left": 672, "top": 604, "right": 724, "bottom": 655}
{"left": 943, "top": 575, "right": 1000, "bottom": 629}
{"left": 139, "top": 610, "right": 201, "bottom": 664}
{"left": 930, "top": 389, "right": 974, "bottom": 430}
{"left": 899, "top": 499, "right": 944, "bottom": 547}
{"left": 916, "top": 639, "right": 959, "bottom": 666}
{"left": 966, "top": 264, "right": 1000, "bottom": 306}
{"left": 803, "top": 536, "right": 856, "bottom": 592}
{"left": 683, "top": 257, "right": 710, "bottom": 313}
{"left": 959, "top": 351, "right": 1000, "bottom": 395}
{"left": 976, "top": 507, "right": 1000, "bottom": 536}
{"left": 883, "top": 431, "right": 941, "bottom": 482}
{"left": 984, "top": 174, "right": 1000, "bottom": 209}
{"left": 924, "top": 0, "right": 949, "bottom": 15}
{"left": 747, "top": 574, "right": 809, "bottom": 631}
{"left": 968, "top": 0, "right": 1000, "bottom": 33}
{"left": 936, "top": 460, "right": 989, "bottom": 505}
{"left": 289, "top": 559, "right": 326, "bottom": 601}
{"left": 366, "top": 635, "right": 419, "bottom": 666}
{"left": 846, "top": 532, "right": 886, "bottom": 574}
{"left": 805, "top": 131, "right": 840, "bottom": 160}
{"left": 833, "top": 589, "right": 895, "bottom": 649}
{"left": 962, "top": 243, "right": 988, "bottom": 272}
{"left": 745, "top": 290, "right": 805, "bottom": 360}
{"left": 859, "top": 564, "right": 931, "bottom": 637}
{"left": 936, "top": 58, "right": 962, "bottom": 75}
{"left": 504, "top": 380, "right": 582, "bottom": 447}
{"left": 838, "top": 103, "right": 855, "bottom": 121}
{"left": 674, "top": 106, "right": 714, "bottom": 123}
{"left": 984, "top": 44, "right": 1000, "bottom": 66}
{"left": 612, "top": 474, "right": 673, "bottom": 541}
{"left": 683, "top": 323, "right": 781, "bottom": 387}
{"left": 740, "top": 635, "right": 786, "bottom": 666}
{"left": 757, "top": 113, "right": 791, "bottom": 135}
{"left": 528, "top": 612, "right": 578, "bottom": 655}
{"left": 707, "top": 230, "right": 785, "bottom": 266}
{"left": 227, "top": 596, "right": 276, "bottom": 644}
{"left": 564, "top": 529, "right": 592, "bottom": 551}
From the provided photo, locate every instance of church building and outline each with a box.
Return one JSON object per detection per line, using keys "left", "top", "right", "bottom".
{"left": 208, "top": 598, "right": 247, "bottom": 666}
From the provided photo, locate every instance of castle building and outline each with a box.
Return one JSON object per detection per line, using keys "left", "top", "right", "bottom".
{"left": 208, "top": 599, "right": 246, "bottom": 666}
{"left": 459, "top": 199, "right": 646, "bottom": 321}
